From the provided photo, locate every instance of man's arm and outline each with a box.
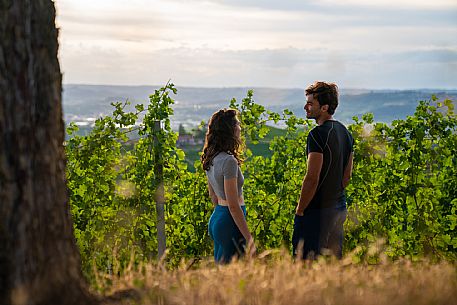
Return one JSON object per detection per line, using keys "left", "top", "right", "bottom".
{"left": 295, "top": 152, "right": 323, "bottom": 215}
{"left": 342, "top": 152, "right": 353, "bottom": 189}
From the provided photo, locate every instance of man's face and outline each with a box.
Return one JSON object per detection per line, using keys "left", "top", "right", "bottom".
{"left": 304, "top": 94, "right": 321, "bottom": 119}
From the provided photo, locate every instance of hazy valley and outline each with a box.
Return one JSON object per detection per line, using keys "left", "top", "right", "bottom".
{"left": 63, "top": 84, "right": 457, "bottom": 130}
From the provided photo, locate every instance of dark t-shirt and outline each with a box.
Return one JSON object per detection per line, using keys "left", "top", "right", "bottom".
{"left": 306, "top": 120, "right": 354, "bottom": 209}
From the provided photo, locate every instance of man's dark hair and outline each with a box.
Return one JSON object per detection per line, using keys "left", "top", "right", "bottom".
{"left": 305, "top": 81, "right": 339, "bottom": 115}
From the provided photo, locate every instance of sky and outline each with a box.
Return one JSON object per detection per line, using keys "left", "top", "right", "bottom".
{"left": 54, "top": 0, "right": 457, "bottom": 89}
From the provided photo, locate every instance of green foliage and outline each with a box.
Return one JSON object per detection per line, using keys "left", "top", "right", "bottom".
{"left": 66, "top": 85, "right": 456, "bottom": 284}
{"left": 345, "top": 99, "right": 457, "bottom": 261}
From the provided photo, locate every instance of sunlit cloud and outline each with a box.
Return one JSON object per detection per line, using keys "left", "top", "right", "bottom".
{"left": 171, "top": 0, "right": 457, "bottom": 11}
{"left": 55, "top": 0, "right": 457, "bottom": 88}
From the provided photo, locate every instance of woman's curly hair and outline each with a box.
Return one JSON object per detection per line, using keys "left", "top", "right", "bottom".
{"left": 201, "top": 109, "right": 243, "bottom": 171}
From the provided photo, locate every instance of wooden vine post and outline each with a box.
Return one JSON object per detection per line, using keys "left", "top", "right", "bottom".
{"left": 153, "top": 120, "right": 166, "bottom": 259}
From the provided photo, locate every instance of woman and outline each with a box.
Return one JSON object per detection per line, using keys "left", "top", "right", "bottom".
{"left": 201, "top": 109, "right": 255, "bottom": 263}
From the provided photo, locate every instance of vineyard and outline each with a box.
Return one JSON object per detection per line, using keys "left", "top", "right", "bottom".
{"left": 65, "top": 83, "right": 457, "bottom": 284}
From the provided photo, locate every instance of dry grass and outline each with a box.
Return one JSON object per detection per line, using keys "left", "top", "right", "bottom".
{"left": 100, "top": 250, "right": 456, "bottom": 305}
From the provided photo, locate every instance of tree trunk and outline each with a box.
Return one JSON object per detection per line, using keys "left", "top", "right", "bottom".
{"left": 0, "top": 1, "right": 97, "bottom": 304}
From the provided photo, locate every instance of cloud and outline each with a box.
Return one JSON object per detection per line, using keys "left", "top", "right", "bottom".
{"left": 172, "top": 0, "right": 457, "bottom": 10}
{"left": 55, "top": 0, "right": 457, "bottom": 88}
{"left": 393, "top": 49, "right": 457, "bottom": 63}
{"left": 56, "top": 3, "right": 457, "bottom": 54}
{"left": 60, "top": 46, "right": 457, "bottom": 89}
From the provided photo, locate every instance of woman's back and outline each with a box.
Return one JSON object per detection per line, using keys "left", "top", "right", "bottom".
{"left": 206, "top": 151, "right": 244, "bottom": 201}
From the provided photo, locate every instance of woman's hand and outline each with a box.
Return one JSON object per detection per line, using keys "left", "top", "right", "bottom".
{"left": 246, "top": 238, "right": 256, "bottom": 258}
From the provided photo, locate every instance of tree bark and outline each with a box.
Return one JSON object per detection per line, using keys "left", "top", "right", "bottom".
{"left": 0, "top": 1, "right": 97, "bottom": 304}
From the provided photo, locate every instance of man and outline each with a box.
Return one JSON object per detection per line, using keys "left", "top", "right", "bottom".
{"left": 293, "top": 81, "right": 354, "bottom": 259}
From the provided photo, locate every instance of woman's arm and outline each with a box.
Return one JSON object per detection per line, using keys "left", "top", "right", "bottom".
{"left": 224, "top": 178, "right": 254, "bottom": 245}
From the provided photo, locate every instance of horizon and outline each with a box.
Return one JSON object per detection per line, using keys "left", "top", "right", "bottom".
{"left": 62, "top": 83, "right": 457, "bottom": 129}
{"left": 63, "top": 82, "right": 457, "bottom": 92}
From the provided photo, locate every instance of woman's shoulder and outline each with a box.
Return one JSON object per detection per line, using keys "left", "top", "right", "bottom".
{"left": 214, "top": 151, "right": 231, "bottom": 159}
{"left": 213, "top": 152, "right": 237, "bottom": 165}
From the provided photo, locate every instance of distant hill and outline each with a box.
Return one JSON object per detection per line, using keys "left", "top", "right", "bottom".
{"left": 63, "top": 84, "right": 457, "bottom": 129}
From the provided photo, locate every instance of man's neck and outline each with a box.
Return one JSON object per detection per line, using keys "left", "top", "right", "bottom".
{"left": 316, "top": 114, "right": 333, "bottom": 126}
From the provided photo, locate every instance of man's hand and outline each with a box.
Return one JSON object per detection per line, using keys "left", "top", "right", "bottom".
{"left": 295, "top": 206, "right": 304, "bottom": 216}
